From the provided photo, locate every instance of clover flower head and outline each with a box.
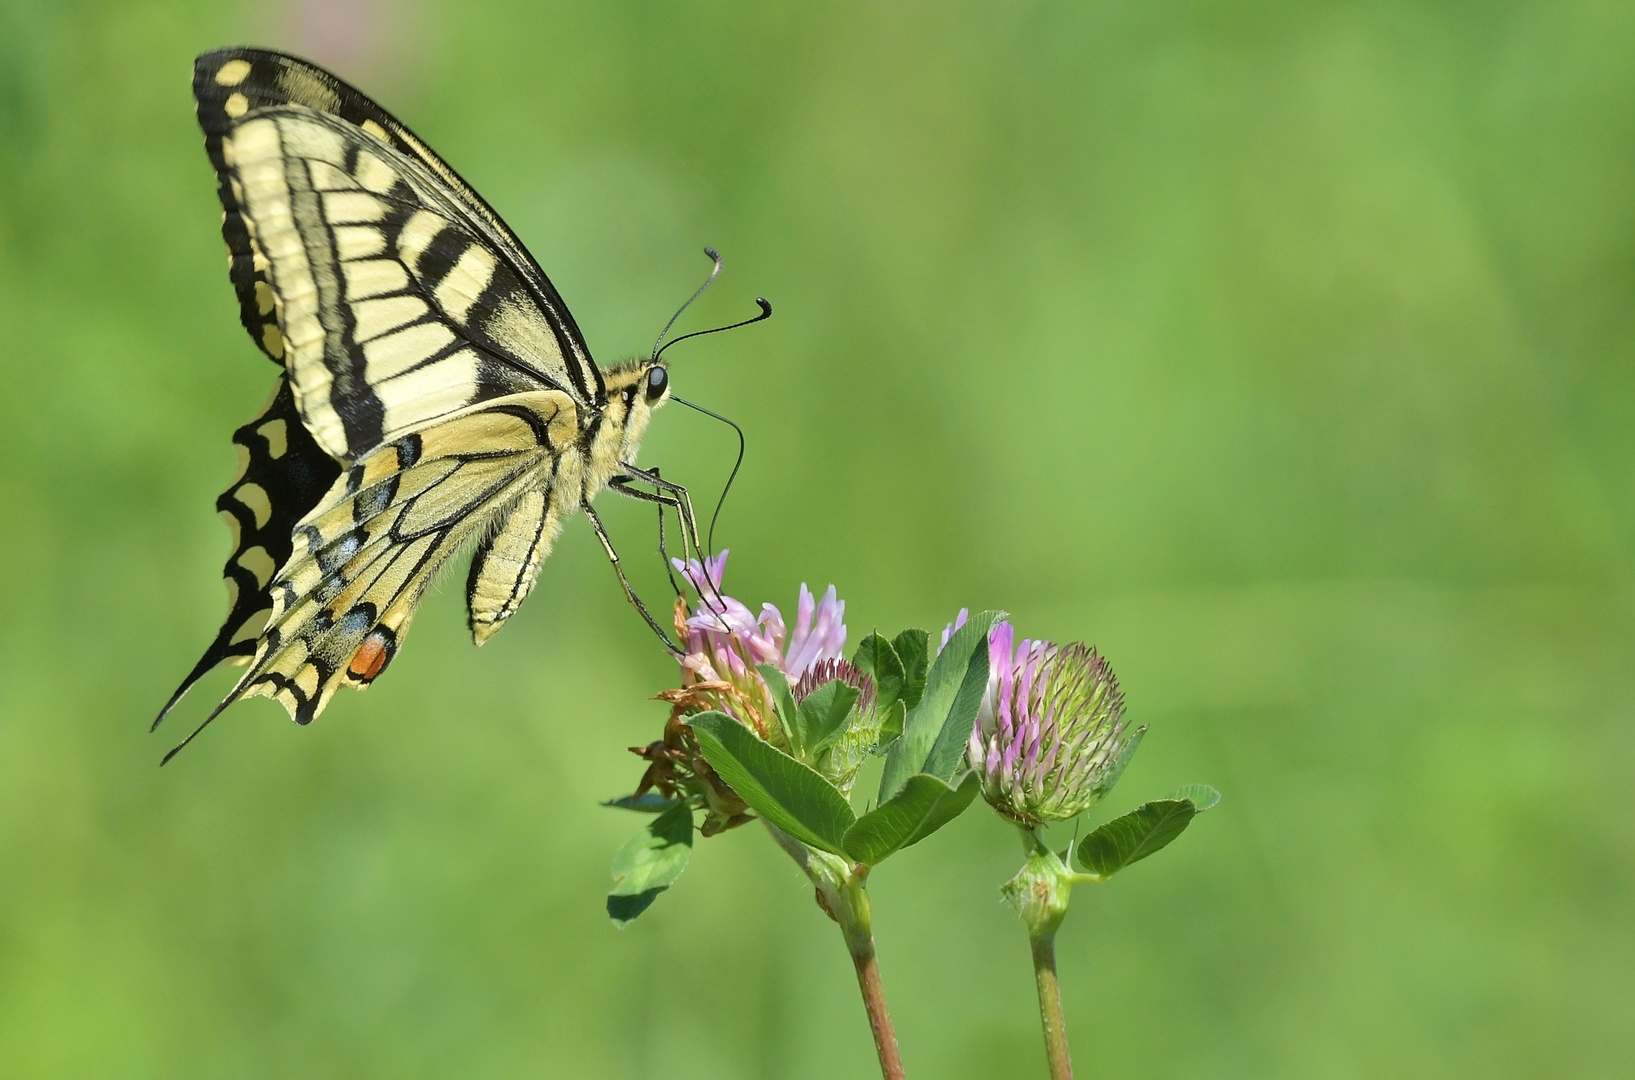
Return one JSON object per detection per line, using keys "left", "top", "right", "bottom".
{"left": 965, "top": 621, "right": 1142, "bottom": 826}
{"left": 672, "top": 551, "right": 849, "bottom": 738}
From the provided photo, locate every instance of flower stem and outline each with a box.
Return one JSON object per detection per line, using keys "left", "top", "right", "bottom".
{"left": 764, "top": 824, "right": 906, "bottom": 1080}
{"left": 849, "top": 925, "right": 906, "bottom": 1080}
{"left": 1002, "top": 827, "right": 1080, "bottom": 1080}
{"left": 1030, "top": 930, "right": 1074, "bottom": 1080}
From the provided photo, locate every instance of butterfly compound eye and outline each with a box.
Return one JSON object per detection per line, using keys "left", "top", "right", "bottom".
{"left": 645, "top": 366, "right": 669, "bottom": 401}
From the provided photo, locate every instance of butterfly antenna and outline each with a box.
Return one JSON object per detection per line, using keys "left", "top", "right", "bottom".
{"left": 646, "top": 255, "right": 770, "bottom": 617}
{"left": 651, "top": 247, "right": 724, "bottom": 361}
{"left": 672, "top": 395, "right": 746, "bottom": 556}
{"left": 655, "top": 297, "right": 772, "bottom": 365}
{"left": 661, "top": 298, "right": 766, "bottom": 602}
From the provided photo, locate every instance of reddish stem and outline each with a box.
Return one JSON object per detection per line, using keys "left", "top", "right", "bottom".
{"left": 849, "top": 937, "right": 906, "bottom": 1080}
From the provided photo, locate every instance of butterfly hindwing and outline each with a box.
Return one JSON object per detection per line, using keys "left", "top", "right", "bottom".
{"left": 198, "top": 390, "right": 580, "bottom": 731}
{"left": 154, "top": 378, "right": 342, "bottom": 727}
{"left": 193, "top": 47, "right": 600, "bottom": 406}
{"left": 466, "top": 486, "right": 563, "bottom": 645}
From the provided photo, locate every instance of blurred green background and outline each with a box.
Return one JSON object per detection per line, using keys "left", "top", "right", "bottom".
{"left": 3, "top": 0, "right": 1632, "bottom": 1076}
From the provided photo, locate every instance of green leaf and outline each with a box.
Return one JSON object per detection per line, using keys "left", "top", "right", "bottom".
{"left": 607, "top": 802, "right": 694, "bottom": 927}
{"left": 1168, "top": 783, "right": 1221, "bottom": 811}
{"left": 843, "top": 772, "right": 981, "bottom": 865}
{"left": 793, "top": 678, "right": 859, "bottom": 759}
{"left": 757, "top": 663, "right": 797, "bottom": 746}
{"left": 853, "top": 631, "right": 906, "bottom": 712}
{"left": 602, "top": 793, "right": 679, "bottom": 813}
{"left": 872, "top": 698, "right": 906, "bottom": 754}
{"left": 891, "top": 628, "right": 930, "bottom": 710}
{"left": 1076, "top": 799, "right": 1198, "bottom": 879}
{"left": 687, "top": 712, "right": 856, "bottom": 854}
{"left": 879, "top": 611, "right": 1002, "bottom": 802}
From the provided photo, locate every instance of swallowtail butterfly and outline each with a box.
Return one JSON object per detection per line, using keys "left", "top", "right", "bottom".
{"left": 156, "top": 48, "right": 707, "bottom": 760}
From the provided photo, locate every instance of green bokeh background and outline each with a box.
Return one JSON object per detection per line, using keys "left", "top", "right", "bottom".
{"left": 3, "top": 0, "right": 1632, "bottom": 1076}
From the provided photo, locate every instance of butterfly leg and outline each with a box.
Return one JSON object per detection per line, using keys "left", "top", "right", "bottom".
{"left": 609, "top": 472, "right": 690, "bottom": 538}
{"left": 616, "top": 463, "right": 705, "bottom": 562}
{"left": 649, "top": 468, "right": 685, "bottom": 596}
{"left": 606, "top": 473, "right": 686, "bottom": 593}
{"left": 583, "top": 500, "right": 681, "bottom": 654}
{"left": 609, "top": 469, "right": 731, "bottom": 613}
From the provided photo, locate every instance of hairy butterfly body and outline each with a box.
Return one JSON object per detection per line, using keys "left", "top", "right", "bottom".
{"left": 157, "top": 48, "right": 679, "bottom": 757}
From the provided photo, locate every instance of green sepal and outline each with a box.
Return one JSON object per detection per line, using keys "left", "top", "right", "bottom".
{"left": 607, "top": 802, "right": 694, "bottom": 927}
{"left": 1004, "top": 835, "right": 1075, "bottom": 938}
{"left": 843, "top": 771, "right": 981, "bottom": 865}
{"left": 687, "top": 711, "right": 855, "bottom": 855}
{"left": 853, "top": 631, "right": 906, "bottom": 713}
{"left": 793, "top": 678, "right": 859, "bottom": 759}
{"left": 878, "top": 610, "right": 1002, "bottom": 803}
{"left": 602, "top": 793, "right": 680, "bottom": 813}
{"left": 1076, "top": 798, "right": 1199, "bottom": 880}
{"left": 757, "top": 663, "right": 798, "bottom": 747}
{"left": 891, "top": 628, "right": 930, "bottom": 710}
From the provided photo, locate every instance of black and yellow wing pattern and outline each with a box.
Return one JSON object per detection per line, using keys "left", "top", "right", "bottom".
{"left": 157, "top": 48, "right": 668, "bottom": 756}
{"left": 156, "top": 378, "right": 344, "bottom": 724}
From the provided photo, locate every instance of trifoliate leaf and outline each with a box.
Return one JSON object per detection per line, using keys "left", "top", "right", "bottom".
{"left": 854, "top": 631, "right": 906, "bottom": 713}
{"left": 891, "top": 628, "right": 930, "bottom": 710}
{"left": 1076, "top": 799, "right": 1198, "bottom": 879}
{"left": 843, "top": 771, "right": 981, "bottom": 865}
{"left": 1167, "top": 783, "right": 1220, "bottom": 811}
{"left": 607, "top": 802, "right": 694, "bottom": 927}
{"left": 757, "top": 663, "right": 798, "bottom": 747}
{"left": 602, "top": 793, "right": 680, "bottom": 813}
{"left": 879, "top": 611, "right": 1002, "bottom": 802}
{"left": 872, "top": 699, "right": 907, "bottom": 754}
{"left": 688, "top": 712, "right": 855, "bottom": 855}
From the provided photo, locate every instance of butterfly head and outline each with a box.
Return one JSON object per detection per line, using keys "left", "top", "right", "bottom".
{"left": 599, "top": 358, "right": 673, "bottom": 461}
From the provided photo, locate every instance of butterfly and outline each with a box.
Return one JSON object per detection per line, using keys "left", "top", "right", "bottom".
{"left": 154, "top": 47, "right": 749, "bottom": 761}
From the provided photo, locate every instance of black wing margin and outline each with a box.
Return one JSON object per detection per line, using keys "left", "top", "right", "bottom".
{"left": 153, "top": 379, "right": 342, "bottom": 729}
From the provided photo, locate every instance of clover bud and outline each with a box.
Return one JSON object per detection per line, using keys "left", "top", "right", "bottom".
{"left": 967, "top": 623, "right": 1143, "bottom": 827}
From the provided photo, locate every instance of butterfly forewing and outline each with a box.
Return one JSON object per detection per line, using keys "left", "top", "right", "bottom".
{"left": 220, "top": 106, "right": 595, "bottom": 461}
{"left": 194, "top": 47, "right": 601, "bottom": 405}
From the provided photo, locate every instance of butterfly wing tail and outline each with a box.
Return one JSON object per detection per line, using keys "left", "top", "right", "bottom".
{"left": 153, "top": 378, "right": 342, "bottom": 734}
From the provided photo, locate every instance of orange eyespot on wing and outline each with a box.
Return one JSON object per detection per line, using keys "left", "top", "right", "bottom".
{"left": 347, "top": 627, "right": 397, "bottom": 685}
